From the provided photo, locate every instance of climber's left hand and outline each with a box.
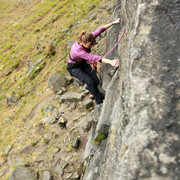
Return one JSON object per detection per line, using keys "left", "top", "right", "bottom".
{"left": 112, "top": 18, "right": 121, "bottom": 25}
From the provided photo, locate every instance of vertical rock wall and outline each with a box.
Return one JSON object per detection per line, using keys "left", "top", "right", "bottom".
{"left": 84, "top": 0, "right": 180, "bottom": 179}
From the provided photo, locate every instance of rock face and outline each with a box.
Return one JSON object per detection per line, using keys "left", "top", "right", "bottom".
{"left": 84, "top": 0, "right": 180, "bottom": 180}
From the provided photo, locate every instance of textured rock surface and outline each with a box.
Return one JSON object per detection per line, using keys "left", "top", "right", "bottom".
{"left": 60, "top": 92, "right": 84, "bottom": 102}
{"left": 84, "top": 0, "right": 180, "bottom": 180}
{"left": 42, "top": 117, "right": 56, "bottom": 124}
{"left": 42, "top": 171, "right": 53, "bottom": 180}
{"left": 48, "top": 71, "right": 66, "bottom": 92}
{"left": 7, "top": 95, "right": 18, "bottom": 105}
{"left": 8, "top": 166, "right": 37, "bottom": 180}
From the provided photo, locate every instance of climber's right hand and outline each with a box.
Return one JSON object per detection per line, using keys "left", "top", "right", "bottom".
{"left": 111, "top": 59, "right": 119, "bottom": 67}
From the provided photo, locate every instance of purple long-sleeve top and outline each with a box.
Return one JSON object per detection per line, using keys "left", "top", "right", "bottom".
{"left": 68, "top": 26, "right": 106, "bottom": 64}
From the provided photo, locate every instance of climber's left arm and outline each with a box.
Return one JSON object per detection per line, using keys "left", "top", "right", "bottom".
{"left": 103, "top": 18, "right": 121, "bottom": 29}
{"left": 92, "top": 18, "right": 120, "bottom": 38}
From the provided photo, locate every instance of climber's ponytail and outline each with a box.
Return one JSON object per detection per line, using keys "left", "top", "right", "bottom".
{"left": 77, "top": 31, "right": 96, "bottom": 45}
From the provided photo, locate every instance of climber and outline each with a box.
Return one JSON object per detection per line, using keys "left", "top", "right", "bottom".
{"left": 67, "top": 18, "right": 120, "bottom": 104}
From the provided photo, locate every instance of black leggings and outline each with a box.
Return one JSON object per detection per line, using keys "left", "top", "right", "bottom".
{"left": 67, "top": 61, "right": 103, "bottom": 104}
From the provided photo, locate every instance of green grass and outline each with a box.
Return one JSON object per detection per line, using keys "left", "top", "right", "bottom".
{"left": 92, "top": 133, "right": 107, "bottom": 145}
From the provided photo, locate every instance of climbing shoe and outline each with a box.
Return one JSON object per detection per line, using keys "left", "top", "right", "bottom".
{"left": 90, "top": 94, "right": 95, "bottom": 100}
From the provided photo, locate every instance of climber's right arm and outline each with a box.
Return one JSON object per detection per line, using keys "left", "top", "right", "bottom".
{"left": 101, "top": 58, "right": 119, "bottom": 67}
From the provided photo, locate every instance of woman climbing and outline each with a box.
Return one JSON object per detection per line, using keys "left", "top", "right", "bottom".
{"left": 67, "top": 18, "right": 120, "bottom": 105}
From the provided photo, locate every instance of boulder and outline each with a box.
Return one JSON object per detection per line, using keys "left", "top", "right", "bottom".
{"left": 20, "top": 145, "right": 34, "bottom": 154}
{"left": 48, "top": 72, "right": 66, "bottom": 92}
{"left": 7, "top": 95, "right": 18, "bottom": 105}
{"left": 43, "top": 171, "right": 53, "bottom": 180}
{"left": 82, "top": 123, "right": 91, "bottom": 132}
{"left": 71, "top": 171, "right": 80, "bottom": 179}
{"left": 26, "top": 59, "right": 46, "bottom": 79}
{"left": 33, "top": 58, "right": 43, "bottom": 66}
{"left": 62, "top": 28, "right": 70, "bottom": 33}
{"left": 54, "top": 164, "right": 63, "bottom": 176}
{"left": 43, "top": 105, "right": 53, "bottom": 114}
{"left": 4, "top": 145, "right": 13, "bottom": 155}
{"left": 35, "top": 155, "right": 47, "bottom": 163}
{"left": 83, "top": 99, "right": 93, "bottom": 110}
{"left": 60, "top": 92, "right": 84, "bottom": 102}
{"left": 89, "top": 4, "right": 95, "bottom": 11}
{"left": 64, "top": 75, "right": 73, "bottom": 86}
{"left": 64, "top": 173, "right": 72, "bottom": 179}
{"left": 72, "top": 138, "right": 79, "bottom": 148}
{"left": 43, "top": 133, "right": 53, "bottom": 144}
{"left": 36, "top": 41, "right": 42, "bottom": 50}
{"left": 8, "top": 166, "right": 37, "bottom": 180}
{"left": 42, "top": 117, "right": 56, "bottom": 124}
{"left": 52, "top": 148, "right": 60, "bottom": 153}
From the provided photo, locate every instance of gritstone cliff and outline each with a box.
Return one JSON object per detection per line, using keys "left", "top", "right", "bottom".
{"left": 83, "top": 0, "right": 180, "bottom": 179}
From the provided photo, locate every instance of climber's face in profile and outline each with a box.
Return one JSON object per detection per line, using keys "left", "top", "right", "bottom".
{"left": 77, "top": 31, "right": 95, "bottom": 50}
{"left": 82, "top": 42, "right": 93, "bottom": 49}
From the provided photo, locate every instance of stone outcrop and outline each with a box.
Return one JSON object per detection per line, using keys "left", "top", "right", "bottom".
{"left": 7, "top": 95, "right": 18, "bottom": 106}
{"left": 48, "top": 72, "right": 66, "bottom": 92}
{"left": 84, "top": 0, "right": 180, "bottom": 180}
{"left": 9, "top": 166, "right": 37, "bottom": 180}
{"left": 60, "top": 92, "right": 84, "bottom": 102}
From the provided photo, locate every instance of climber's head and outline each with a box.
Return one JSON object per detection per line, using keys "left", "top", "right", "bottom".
{"left": 77, "top": 31, "right": 96, "bottom": 49}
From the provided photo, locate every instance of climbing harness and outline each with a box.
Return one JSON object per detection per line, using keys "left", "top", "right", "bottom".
{"left": 103, "top": 27, "right": 126, "bottom": 58}
{"left": 69, "top": 54, "right": 82, "bottom": 63}
{"left": 91, "top": 61, "right": 98, "bottom": 72}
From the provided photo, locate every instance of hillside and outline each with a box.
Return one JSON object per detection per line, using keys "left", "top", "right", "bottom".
{"left": 0, "top": 0, "right": 113, "bottom": 179}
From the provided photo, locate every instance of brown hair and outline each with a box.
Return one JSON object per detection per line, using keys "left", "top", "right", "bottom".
{"left": 77, "top": 31, "right": 96, "bottom": 45}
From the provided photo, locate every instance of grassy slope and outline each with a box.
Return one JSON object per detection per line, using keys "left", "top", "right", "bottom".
{"left": 0, "top": 0, "right": 109, "bottom": 174}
